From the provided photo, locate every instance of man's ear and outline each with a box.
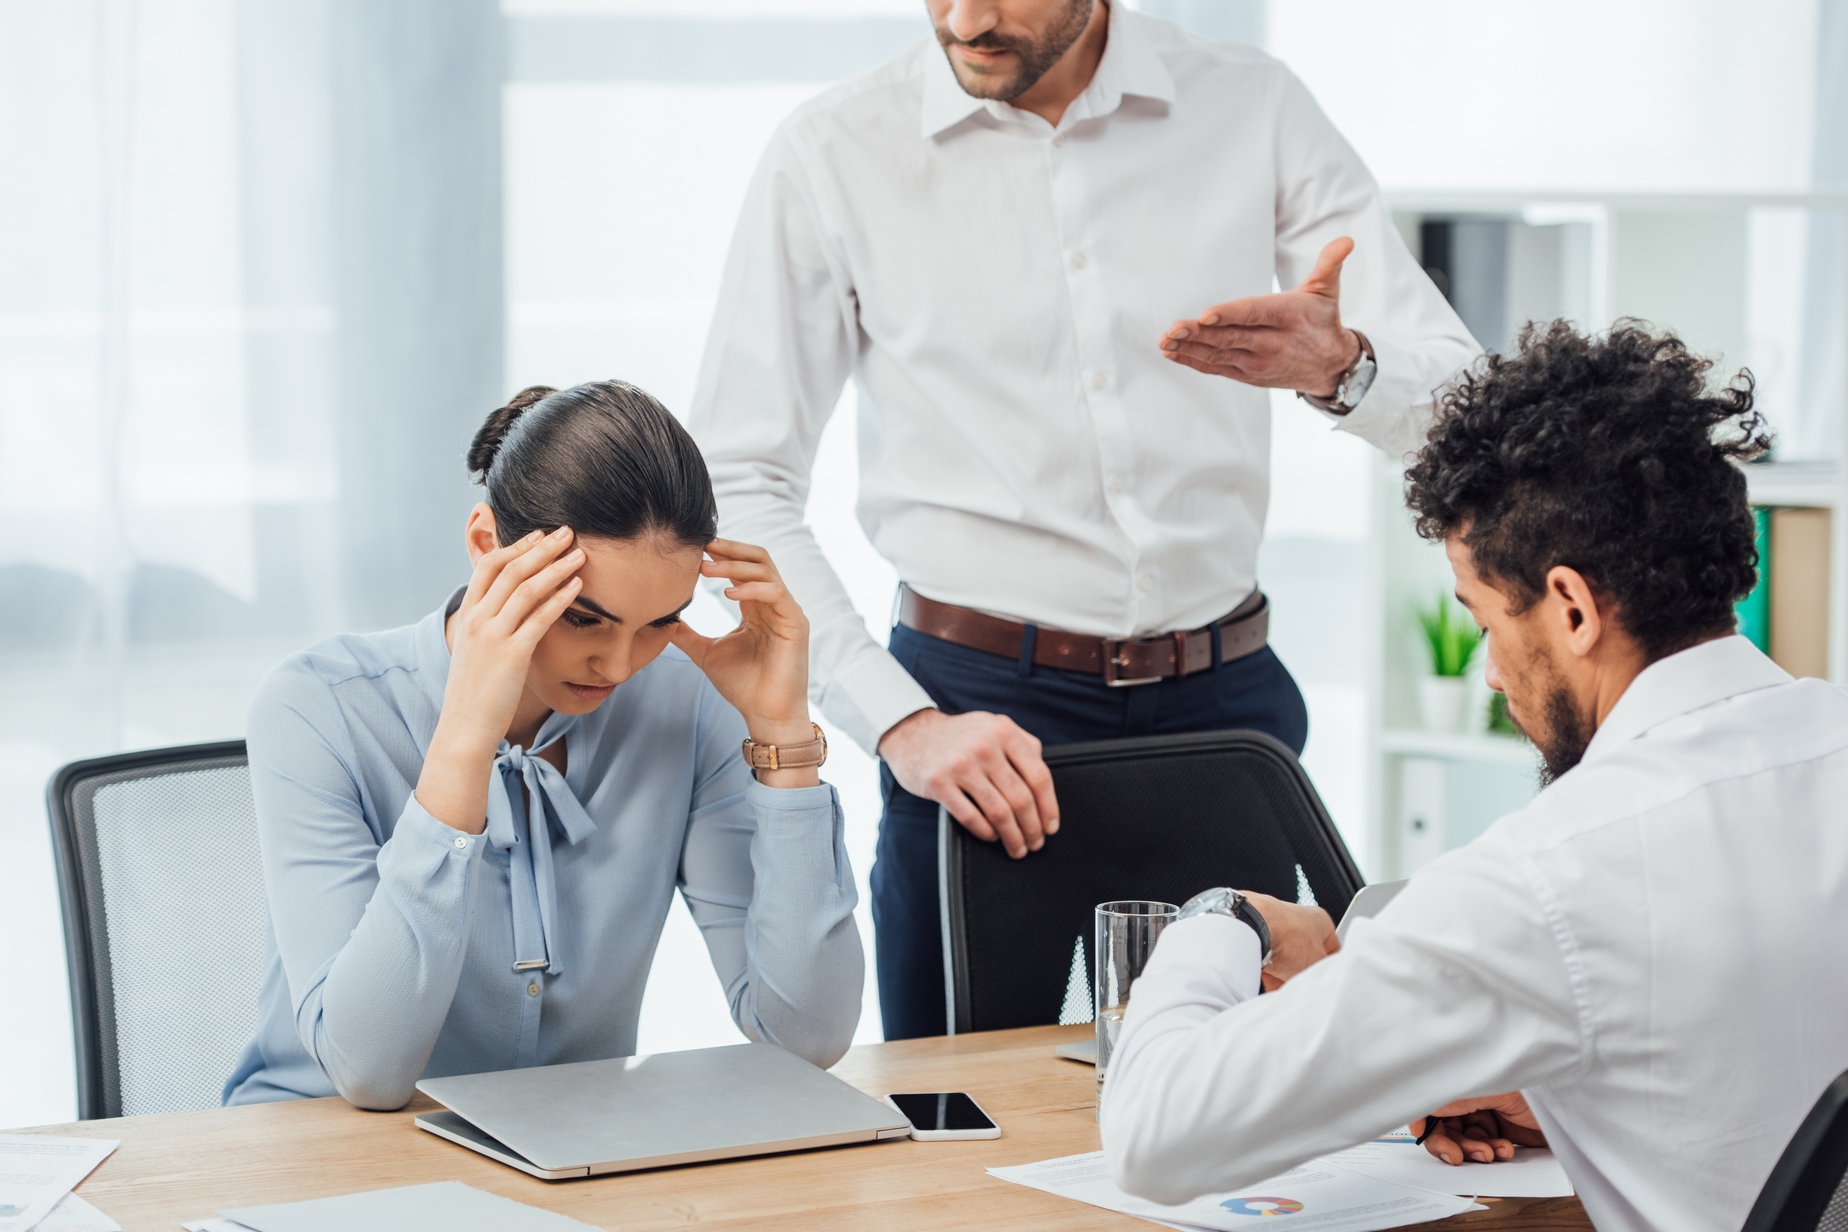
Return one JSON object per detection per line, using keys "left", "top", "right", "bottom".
{"left": 1541, "top": 565, "right": 1605, "bottom": 659}
{"left": 463, "top": 503, "right": 500, "bottom": 565}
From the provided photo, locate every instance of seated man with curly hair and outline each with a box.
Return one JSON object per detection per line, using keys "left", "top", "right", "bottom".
{"left": 1101, "top": 321, "right": 1848, "bottom": 1232}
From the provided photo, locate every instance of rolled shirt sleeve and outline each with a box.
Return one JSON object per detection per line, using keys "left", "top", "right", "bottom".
{"left": 1102, "top": 846, "right": 1584, "bottom": 1204}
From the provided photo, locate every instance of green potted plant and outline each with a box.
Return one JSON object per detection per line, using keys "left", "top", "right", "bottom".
{"left": 1415, "top": 594, "right": 1482, "bottom": 732}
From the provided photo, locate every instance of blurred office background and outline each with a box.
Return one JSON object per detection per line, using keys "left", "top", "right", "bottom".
{"left": 2, "top": 0, "right": 1844, "bottom": 1128}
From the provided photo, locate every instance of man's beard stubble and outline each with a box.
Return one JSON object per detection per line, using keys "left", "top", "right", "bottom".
{"left": 935, "top": 0, "right": 1094, "bottom": 103}
{"left": 1532, "top": 684, "right": 1592, "bottom": 785}
{"left": 1507, "top": 657, "right": 1593, "bottom": 786}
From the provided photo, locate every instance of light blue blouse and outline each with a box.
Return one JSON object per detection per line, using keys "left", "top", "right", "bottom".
{"left": 223, "top": 595, "right": 863, "bottom": 1110}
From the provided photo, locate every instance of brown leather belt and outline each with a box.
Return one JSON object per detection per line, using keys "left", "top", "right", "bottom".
{"left": 897, "top": 585, "right": 1269, "bottom": 686}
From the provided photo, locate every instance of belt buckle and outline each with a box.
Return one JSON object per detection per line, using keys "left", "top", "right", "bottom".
{"left": 1102, "top": 638, "right": 1163, "bottom": 687}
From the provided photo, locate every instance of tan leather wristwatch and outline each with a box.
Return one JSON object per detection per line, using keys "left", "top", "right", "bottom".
{"left": 741, "top": 723, "right": 829, "bottom": 771}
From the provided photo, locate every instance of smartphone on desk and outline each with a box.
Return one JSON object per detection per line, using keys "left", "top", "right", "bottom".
{"left": 884, "top": 1092, "right": 1001, "bottom": 1141}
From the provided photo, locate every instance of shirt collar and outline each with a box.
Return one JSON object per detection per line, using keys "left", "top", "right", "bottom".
{"left": 919, "top": 3, "right": 1175, "bottom": 140}
{"left": 1580, "top": 635, "right": 1792, "bottom": 765}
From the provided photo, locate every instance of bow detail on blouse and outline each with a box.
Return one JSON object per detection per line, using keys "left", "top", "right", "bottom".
{"left": 484, "top": 718, "right": 596, "bottom": 977}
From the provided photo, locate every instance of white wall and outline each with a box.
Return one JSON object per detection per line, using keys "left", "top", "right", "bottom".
{"left": 1270, "top": 0, "right": 1821, "bottom": 193}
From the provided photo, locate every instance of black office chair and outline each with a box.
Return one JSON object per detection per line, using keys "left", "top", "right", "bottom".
{"left": 1742, "top": 1069, "right": 1848, "bottom": 1232}
{"left": 46, "top": 740, "right": 269, "bottom": 1119}
{"left": 938, "top": 729, "right": 1364, "bottom": 1035}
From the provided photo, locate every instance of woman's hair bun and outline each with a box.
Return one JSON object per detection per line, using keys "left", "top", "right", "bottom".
{"left": 468, "top": 385, "right": 556, "bottom": 483}
{"left": 468, "top": 378, "right": 717, "bottom": 551}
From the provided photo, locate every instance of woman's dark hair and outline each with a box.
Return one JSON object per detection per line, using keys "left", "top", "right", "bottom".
{"left": 466, "top": 380, "right": 716, "bottom": 548}
{"left": 1404, "top": 319, "right": 1772, "bottom": 662}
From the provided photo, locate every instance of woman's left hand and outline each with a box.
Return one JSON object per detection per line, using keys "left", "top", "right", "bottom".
{"left": 670, "top": 539, "right": 819, "bottom": 787}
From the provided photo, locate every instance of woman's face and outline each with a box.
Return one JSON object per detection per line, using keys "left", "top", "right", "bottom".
{"left": 467, "top": 506, "right": 704, "bottom": 716}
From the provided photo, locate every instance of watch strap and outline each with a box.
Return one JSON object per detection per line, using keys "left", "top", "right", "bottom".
{"left": 1231, "top": 893, "right": 1273, "bottom": 966}
{"left": 741, "top": 723, "right": 828, "bottom": 771}
{"left": 1179, "top": 887, "right": 1273, "bottom": 967}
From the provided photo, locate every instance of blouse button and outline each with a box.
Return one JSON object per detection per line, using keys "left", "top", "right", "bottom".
{"left": 452, "top": 835, "right": 468, "bottom": 851}
{"left": 527, "top": 983, "right": 541, "bottom": 997}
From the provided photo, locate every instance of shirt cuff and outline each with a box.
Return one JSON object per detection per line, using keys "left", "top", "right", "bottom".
{"left": 1140, "top": 913, "right": 1264, "bottom": 1005}
{"left": 394, "top": 793, "right": 488, "bottom": 860}
{"left": 817, "top": 642, "right": 936, "bottom": 756}
{"left": 1318, "top": 331, "right": 1438, "bottom": 461}
{"left": 743, "top": 776, "right": 840, "bottom": 811}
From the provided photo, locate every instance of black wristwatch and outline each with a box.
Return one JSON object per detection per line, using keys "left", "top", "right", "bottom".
{"left": 1178, "top": 887, "right": 1272, "bottom": 965}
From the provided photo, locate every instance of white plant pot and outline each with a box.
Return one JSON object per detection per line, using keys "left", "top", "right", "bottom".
{"left": 1418, "top": 675, "right": 1472, "bottom": 732}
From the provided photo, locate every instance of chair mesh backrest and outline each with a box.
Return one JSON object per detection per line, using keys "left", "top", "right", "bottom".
{"left": 940, "top": 729, "right": 1363, "bottom": 1035}
{"left": 55, "top": 747, "right": 268, "bottom": 1117}
{"left": 1821, "top": 1174, "right": 1848, "bottom": 1232}
{"left": 1745, "top": 1069, "right": 1848, "bottom": 1232}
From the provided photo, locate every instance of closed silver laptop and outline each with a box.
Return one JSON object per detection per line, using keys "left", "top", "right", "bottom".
{"left": 414, "top": 1042, "right": 911, "bottom": 1179}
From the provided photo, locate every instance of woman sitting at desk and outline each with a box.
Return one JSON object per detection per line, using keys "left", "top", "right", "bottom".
{"left": 224, "top": 380, "right": 862, "bottom": 1109}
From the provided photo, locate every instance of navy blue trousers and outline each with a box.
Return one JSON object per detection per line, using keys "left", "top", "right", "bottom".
{"left": 871, "top": 622, "right": 1310, "bottom": 1040}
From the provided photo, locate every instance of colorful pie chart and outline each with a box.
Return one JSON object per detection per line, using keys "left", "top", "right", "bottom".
{"left": 1221, "top": 1196, "right": 1305, "bottom": 1216}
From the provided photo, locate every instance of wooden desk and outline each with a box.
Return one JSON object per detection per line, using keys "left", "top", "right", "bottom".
{"left": 22, "top": 1025, "right": 1590, "bottom": 1231}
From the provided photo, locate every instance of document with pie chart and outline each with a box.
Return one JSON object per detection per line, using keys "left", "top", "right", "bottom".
{"left": 987, "top": 1151, "right": 1483, "bottom": 1231}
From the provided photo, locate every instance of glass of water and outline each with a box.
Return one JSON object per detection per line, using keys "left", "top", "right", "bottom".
{"left": 1095, "top": 899, "right": 1179, "bottom": 1109}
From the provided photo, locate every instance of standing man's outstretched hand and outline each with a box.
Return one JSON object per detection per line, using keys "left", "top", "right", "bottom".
{"left": 1159, "top": 236, "right": 1362, "bottom": 396}
{"left": 879, "top": 708, "right": 1059, "bottom": 860}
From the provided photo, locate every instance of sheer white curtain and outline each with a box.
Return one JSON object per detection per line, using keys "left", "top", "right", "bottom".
{"left": 1, "top": 0, "right": 502, "bottom": 1127}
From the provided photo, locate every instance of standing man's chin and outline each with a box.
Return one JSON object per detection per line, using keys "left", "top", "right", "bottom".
{"left": 952, "top": 68, "right": 1020, "bottom": 101}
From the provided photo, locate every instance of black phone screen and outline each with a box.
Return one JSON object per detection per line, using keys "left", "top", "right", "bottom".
{"left": 888, "top": 1091, "right": 996, "bottom": 1132}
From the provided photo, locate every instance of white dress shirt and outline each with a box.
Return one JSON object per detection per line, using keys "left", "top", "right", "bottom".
{"left": 689, "top": 5, "right": 1478, "bottom": 753}
{"left": 1102, "top": 636, "right": 1848, "bottom": 1232}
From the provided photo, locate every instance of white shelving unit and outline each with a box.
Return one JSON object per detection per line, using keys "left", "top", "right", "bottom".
{"left": 1364, "top": 189, "right": 1848, "bottom": 879}
{"left": 1378, "top": 728, "right": 1538, "bottom": 767}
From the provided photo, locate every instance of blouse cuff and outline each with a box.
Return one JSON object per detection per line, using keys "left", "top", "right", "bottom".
{"left": 743, "top": 776, "right": 840, "bottom": 811}
{"left": 392, "top": 792, "right": 488, "bottom": 860}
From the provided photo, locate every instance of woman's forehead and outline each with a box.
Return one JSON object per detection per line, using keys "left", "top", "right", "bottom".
{"left": 574, "top": 535, "right": 701, "bottom": 619}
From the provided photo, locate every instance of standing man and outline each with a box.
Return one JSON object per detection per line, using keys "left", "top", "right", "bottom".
{"left": 690, "top": 0, "right": 1476, "bottom": 1040}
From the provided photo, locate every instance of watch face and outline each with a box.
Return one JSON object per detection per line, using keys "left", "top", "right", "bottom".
{"left": 1341, "top": 355, "right": 1378, "bottom": 408}
{"left": 1181, "top": 887, "right": 1239, "bottom": 918}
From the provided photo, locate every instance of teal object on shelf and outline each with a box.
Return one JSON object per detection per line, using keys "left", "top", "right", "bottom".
{"left": 1736, "top": 505, "right": 1770, "bottom": 651}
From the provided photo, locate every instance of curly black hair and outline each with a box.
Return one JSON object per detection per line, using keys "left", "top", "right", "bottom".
{"left": 1404, "top": 319, "right": 1771, "bottom": 661}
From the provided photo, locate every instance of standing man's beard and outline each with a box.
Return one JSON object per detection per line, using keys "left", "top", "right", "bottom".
{"left": 935, "top": 0, "right": 1094, "bottom": 103}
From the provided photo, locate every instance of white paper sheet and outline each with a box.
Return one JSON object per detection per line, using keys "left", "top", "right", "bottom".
{"left": 180, "top": 1220, "right": 255, "bottom": 1231}
{"left": 217, "top": 1181, "right": 600, "bottom": 1232}
{"left": 30, "top": 1192, "right": 120, "bottom": 1232}
{"left": 0, "top": 1135, "right": 118, "bottom": 1232}
{"left": 988, "top": 1151, "right": 1483, "bottom": 1231}
{"left": 1327, "top": 1132, "right": 1574, "bottom": 1199}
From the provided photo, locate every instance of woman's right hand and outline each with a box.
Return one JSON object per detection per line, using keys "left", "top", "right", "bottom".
{"left": 416, "top": 526, "right": 584, "bottom": 832}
